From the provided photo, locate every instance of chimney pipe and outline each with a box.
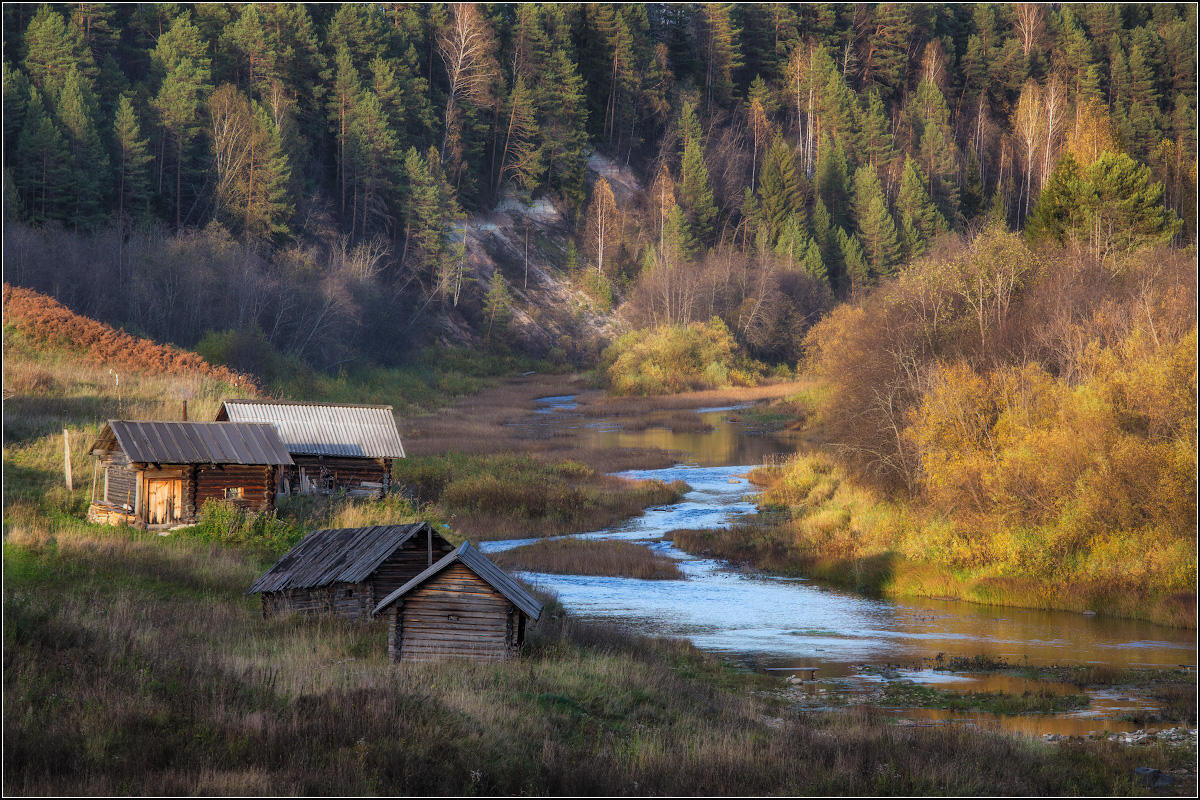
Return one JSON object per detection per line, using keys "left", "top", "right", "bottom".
{"left": 182, "top": 399, "right": 188, "bottom": 421}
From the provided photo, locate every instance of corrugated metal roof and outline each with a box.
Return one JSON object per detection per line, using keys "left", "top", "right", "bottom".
{"left": 217, "top": 399, "right": 406, "bottom": 459}
{"left": 247, "top": 523, "right": 451, "bottom": 594}
{"left": 373, "top": 542, "right": 543, "bottom": 620}
{"left": 94, "top": 420, "right": 294, "bottom": 465}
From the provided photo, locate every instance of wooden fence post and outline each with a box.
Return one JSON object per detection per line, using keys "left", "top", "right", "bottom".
{"left": 63, "top": 427, "right": 73, "bottom": 490}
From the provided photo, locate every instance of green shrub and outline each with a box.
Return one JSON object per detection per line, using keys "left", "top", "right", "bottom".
{"left": 600, "top": 318, "right": 764, "bottom": 396}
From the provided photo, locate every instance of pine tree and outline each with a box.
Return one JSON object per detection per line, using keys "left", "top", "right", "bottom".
{"left": 895, "top": 156, "right": 947, "bottom": 261}
{"left": 151, "top": 14, "right": 211, "bottom": 228}
{"left": 113, "top": 92, "right": 152, "bottom": 224}
{"left": 757, "top": 136, "right": 805, "bottom": 244}
{"left": 56, "top": 66, "right": 109, "bottom": 230}
{"left": 328, "top": 47, "right": 363, "bottom": 220}
{"left": 540, "top": 46, "right": 590, "bottom": 209}
{"left": 862, "top": 3, "right": 915, "bottom": 102}
{"left": 699, "top": 3, "right": 743, "bottom": 110}
{"left": 14, "top": 86, "right": 72, "bottom": 224}
{"left": 23, "top": 4, "right": 92, "bottom": 99}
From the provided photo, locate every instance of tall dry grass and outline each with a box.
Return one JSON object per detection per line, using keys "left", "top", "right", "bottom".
{"left": 5, "top": 515, "right": 1187, "bottom": 795}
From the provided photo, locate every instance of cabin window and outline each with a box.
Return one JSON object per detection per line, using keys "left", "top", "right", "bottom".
{"left": 344, "top": 588, "right": 353, "bottom": 598}
{"left": 224, "top": 487, "right": 245, "bottom": 500}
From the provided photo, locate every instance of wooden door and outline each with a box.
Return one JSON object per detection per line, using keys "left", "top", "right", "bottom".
{"left": 147, "top": 479, "right": 181, "bottom": 524}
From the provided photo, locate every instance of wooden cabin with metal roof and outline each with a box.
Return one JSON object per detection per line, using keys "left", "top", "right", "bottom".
{"left": 373, "top": 542, "right": 543, "bottom": 662}
{"left": 248, "top": 522, "right": 455, "bottom": 618}
{"left": 216, "top": 399, "right": 405, "bottom": 498}
{"left": 86, "top": 420, "right": 293, "bottom": 528}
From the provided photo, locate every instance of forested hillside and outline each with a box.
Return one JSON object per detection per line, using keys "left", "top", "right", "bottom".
{"left": 2, "top": 3, "right": 1196, "bottom": 373}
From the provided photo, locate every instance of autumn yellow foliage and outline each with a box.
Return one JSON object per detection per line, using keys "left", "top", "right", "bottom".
{"left": 789, "top": 228, "right": 1196, "bottom": 625}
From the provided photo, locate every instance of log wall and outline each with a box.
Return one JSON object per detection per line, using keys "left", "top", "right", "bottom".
{"left": 281, "top": 456, "right": 390, "bottom": 497}
{"left": 195, "top": 464, "right": 275, "bottom": 512}
{"left": 259, "top": 534, "right": 453, "bottom": 619}
{"left": 392, "top": 563, "right": 522, "bottom": 662}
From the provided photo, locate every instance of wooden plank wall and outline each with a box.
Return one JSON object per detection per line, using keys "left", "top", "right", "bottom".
{"left": 394, "top": 563, "right": 519, "bottom": 662}
{"left": 102, "top": 452, "right": 137, "bottom": 507}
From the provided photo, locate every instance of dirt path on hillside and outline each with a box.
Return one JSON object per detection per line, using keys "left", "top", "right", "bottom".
{"left": 400, "top": 373, "right": 810, "bottom": 472}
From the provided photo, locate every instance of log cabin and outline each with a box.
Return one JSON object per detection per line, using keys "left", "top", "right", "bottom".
{"left": 248, "top": 522, "right": 455, "bottom": 618}
{"left": 215, "top": 399, "right": 405, "bottom": 498}
{"left": 86, "top": 420, "right": 293, "bottom": 528}
{"left": 373, "top": 542, "right": 543, "bottom": 662}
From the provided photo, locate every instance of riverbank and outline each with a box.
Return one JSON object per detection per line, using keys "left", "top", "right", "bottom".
{"left": 670, "top": 449, "right": 1195, "bottom": 628}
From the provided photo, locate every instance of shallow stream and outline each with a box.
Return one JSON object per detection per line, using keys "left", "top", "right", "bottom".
{"left": 484, "top": 398, "right": 1196, "bottom": 736}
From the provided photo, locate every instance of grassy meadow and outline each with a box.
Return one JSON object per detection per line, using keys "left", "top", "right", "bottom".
{"left": 7, "top": 512, "right": 1195, "bottom": 795}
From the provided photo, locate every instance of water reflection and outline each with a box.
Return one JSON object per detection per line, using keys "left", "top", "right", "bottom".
{"left": 574, "top": 408, "right": 792, "bottom": 466}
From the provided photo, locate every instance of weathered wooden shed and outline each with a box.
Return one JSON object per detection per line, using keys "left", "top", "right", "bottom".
{"left": 248, "top": 522, "right": 455, "bottom": 618}
{"left": 86, "top": 420, "right": 293, "bottom": 528}
{"left": 373, "top": 542, "right": 543, "bottom": 662}
{"left": 216, "top": 399, "right": 405, "bottom": 497}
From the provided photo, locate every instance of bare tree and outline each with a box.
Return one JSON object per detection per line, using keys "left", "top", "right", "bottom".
{"left": 437, "top": 4, "right": 496, "bottom": 161}
{"left": 586, "top": 178, "right": 617, "bottom": 276}
{"left": 1040, "top": 74, "right": 1066, "bottom": 190}
{"left": 1012, "top": 79, "right": 1043, "bottom": 224}
{"left": 1013, "top": 4, "right": 1045, "bottom": 57}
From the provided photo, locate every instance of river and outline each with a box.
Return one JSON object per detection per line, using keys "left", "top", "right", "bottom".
{"left": 481, "top": 399, "right": 1196, "bottom": 737}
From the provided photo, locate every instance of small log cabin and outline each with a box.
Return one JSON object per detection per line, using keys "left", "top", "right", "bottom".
{"left": 248, "top": 522, "right": 455, "bottom": 618}
{"left": 86, "top": 420, "right": 293, "bottom": 528}
{"left": 373, "top": 542, "right": 543, "bottom": 662}
{"left": 216, "top": 399, "right": 405, "bottom": 498}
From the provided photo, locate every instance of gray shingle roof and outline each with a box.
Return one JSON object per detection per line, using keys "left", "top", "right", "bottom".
{"left": 217, "top": 399, "right": 405, "bottom": 459}
{"left": 247, "top": 523, "right": 449, "bottom": 594}
{"left": 373, "top": 541, "right": 543, "bottom": 620}
{"left": 93, "top": 420, "right": 294, "bottom": 466}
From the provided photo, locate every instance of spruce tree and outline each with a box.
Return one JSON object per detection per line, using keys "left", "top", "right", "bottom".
{"left": 851, "top": 164, "right": 896, "bottom": 271}
{"left": 113, "top": 92, "right": 152, "bottom": 224}
{"left": 679, "top": 133, "right": 717, "bottom": 247}
{"left": 895, "top": 157, "right": 947, "bottom": 261}
{"left": 757, "top": 136, "right": 805, "bottom": 244}
{"left": 836, "top": 227, "right": 869, "bottom": 294}
{"left": 814, "top": 134, "right": 850, "bottom": 230}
